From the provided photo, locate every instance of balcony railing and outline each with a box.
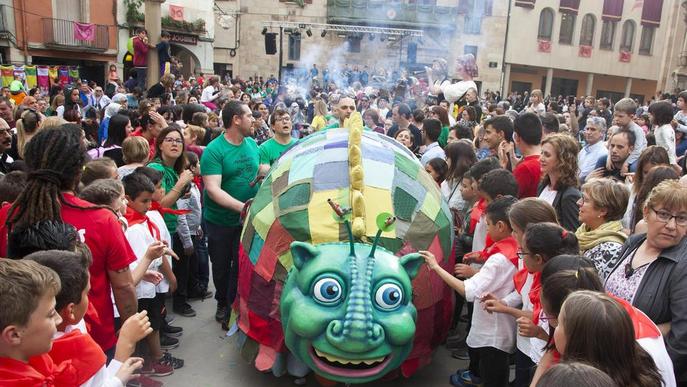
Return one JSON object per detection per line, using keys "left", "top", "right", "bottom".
{"left": 42, "top": 17, "right": 109, "bottom": 52}
{"left": 327, "top": 0, "right": 459, "bottom": 30}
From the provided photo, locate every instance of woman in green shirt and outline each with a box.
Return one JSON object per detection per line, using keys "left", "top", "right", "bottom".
{"left": 148, "top": 125, "right": 195, "bottom": 316}
{"left": 429, "top": 105, "right": 451, "bottom": 148}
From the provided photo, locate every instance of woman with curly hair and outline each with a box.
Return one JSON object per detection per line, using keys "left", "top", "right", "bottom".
{"left": 538, "top": 133, "right": 582, "bottom": 231}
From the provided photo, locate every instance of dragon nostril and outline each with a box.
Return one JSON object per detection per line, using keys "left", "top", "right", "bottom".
{"left": 328, "top": 320, "right": 344, "bottom": 337}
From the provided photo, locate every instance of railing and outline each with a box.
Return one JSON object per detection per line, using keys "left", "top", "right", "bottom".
{"left": 327, "top": 0, "right": 459, "bottom": 30}
{"left": 42, "top": 17, "right": 109, "bottom": 52}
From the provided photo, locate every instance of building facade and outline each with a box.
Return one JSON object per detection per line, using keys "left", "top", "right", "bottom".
{"left": 6, "top": 0, "right": 118, "bottom": 84}
{"left": 213, "top": 0, "right": 507, "bottom": 93}
{"left": 504, "top": 0, "right": 675, "bottom": 103}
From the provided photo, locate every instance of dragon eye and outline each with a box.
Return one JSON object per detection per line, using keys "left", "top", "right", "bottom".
{"left": 375, "top": 283, "right": 403, "bottom": 310}
{"left": 313, "top": 277, "right": 343, "bottom": 305}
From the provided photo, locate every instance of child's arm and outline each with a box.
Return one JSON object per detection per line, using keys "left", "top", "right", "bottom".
{"left": 130, "top": 241, "right": 166, "bottom": 285}
{"left": 482, "top": 292, "right": 529, "bottom": 320}
{"left": 176, "top": 199, "right": 194, "bottom": 257}
{"left": 114, "top": 311, "right": 153, "bottom": 361}
{"left": 420, "top": 251, "right": 466, "bottom": 296}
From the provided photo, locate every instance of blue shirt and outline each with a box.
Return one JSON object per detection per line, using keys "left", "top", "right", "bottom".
{"left": 578, "top": 141, "right": 607, "bottom": 183}
{"left": 420, "top": 142, "right": 446, "bottom": 167}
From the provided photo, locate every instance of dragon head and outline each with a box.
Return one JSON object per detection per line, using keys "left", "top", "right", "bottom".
{"left": 280, "top": 240, "right": 422, "bottom": 383}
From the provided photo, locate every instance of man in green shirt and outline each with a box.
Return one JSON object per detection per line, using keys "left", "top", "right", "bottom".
{"left": 201, "top": 100, "right": 267, "bottom": 326}
{"left": 259, "top": 108, "right": 295, "bottom": 167}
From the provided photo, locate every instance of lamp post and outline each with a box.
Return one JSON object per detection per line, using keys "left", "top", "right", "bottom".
{"left": 145, "top": 0, "right": 165, "bottom": 88}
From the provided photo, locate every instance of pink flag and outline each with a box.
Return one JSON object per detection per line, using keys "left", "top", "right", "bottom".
{"left": 73, "top": 22, "right": 95, "bottom": 42}
{"left": 632, "top": 0, "right": 643, "bottom": 10}
{"left": 169, "top": 5, "right": 184, "bottom": 21}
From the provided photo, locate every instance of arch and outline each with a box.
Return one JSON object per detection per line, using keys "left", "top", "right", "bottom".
{"left": 620, "top": 20, "right": 636, "bottom": 52}
{"left": 579, "top": 13, "right": 595, "bottom": 46}
{"left": 170, "top": 44, "right": 201, "bottom": 79}
{"left": 538, "top": 7, "right": 555, "bottom": 40}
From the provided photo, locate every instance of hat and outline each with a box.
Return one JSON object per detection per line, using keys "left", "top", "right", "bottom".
{"left": 9, "top": 80, "right": 23, "bottom": 93}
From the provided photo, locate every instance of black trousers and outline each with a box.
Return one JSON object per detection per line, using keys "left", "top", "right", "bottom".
{"left": 172, "top": 233, "right": 195, "bottom": 307}
{"left": 468, "top": 346, "right": 510, "bottom": 387}
{"left": 513, "top": 348, "right": 536, "bottom": 387}
{"left": 206, "top": 221, "right": 242, "bottom": 310}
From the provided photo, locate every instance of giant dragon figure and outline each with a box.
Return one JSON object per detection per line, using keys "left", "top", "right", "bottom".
{"left": 235, "top": 112, "right": 455, "bottom": 384}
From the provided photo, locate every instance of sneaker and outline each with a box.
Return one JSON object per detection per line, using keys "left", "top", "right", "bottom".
{"left": 126, "top": 375, "right": 164, "bottom": 387}
{"left": 140, "top": 360, "right": 174, "bottom": 377}
{"left": 160, "top": 352, "right": 184, "bottom": 369}
{"left": 164, "top": 314, "right": 175, "bottom": 324}
{"left": 161, "top": 323, "right": 183, "bottom": 337}
{"left": 160, "top": 335, "right": 179, "bottom": 350}
{"left": 173, "top": 303, "right": 196, "bottom": 317}
{"left": 451, "top": 348, "right": 470, "bottom": 360}
{"left": 215, "top": 305, "right": 228, "bottom": 322}
{"left": 449, "top": 370, "right": 482, "bottom": 387}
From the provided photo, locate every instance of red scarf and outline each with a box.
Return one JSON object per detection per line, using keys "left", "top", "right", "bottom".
{"left": 124, "top": 206, "right": 160, "bottom": 241}
{"left": 611, "top": 295, "right": 661, "bottom": 339}
{"left": 468, "top": 198, "right": 486, "bottom": 234}
{"left": 514, "top": 270, "right": 542, "bottom": 324}
{"left": 481, "top": 236, "right": 519, "bottom": 267}
{"left": 150, "top": 201, "right": 191, "bottom": 216}
{"left": 49, "top": 330, "right": 106, "bottom": 385}
{"left": 0, "top": 353, "right": 79, "bottom": 386}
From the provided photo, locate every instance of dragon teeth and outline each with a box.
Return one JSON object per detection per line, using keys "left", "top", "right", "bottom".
{"left": 314, "top": 348, "right": 384, "bottom": 365}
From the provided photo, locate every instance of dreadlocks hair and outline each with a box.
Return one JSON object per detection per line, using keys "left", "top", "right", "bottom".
{"left": 7, "top": 125, "right": 116, "bottom": 228}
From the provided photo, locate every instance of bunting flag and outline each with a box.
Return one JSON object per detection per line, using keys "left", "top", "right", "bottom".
{"left": 578, "top": 45, "right": 592, "bottom": 57}
{"left": 169, "top": 5, "right": 184, "bottom": 21}
{"left": 538, "top": 39, "right": 552, "bottom": 53}
{"left": 620, "top": 50, "right": 632, "bottom": 62}
{"left": 0, "top": 66, "right": 13, "bottom": 87}
{"left": 73, "top": 22, "right": 95, "bottom": 42}
{"left": 632, "top": 0, "right": 644, "bottom": 10}
{"left": 68, "top": 67, "right": 80, "bottom": 83}
{"left": 48, "top": 66, "right": 58, "bottom": 82}
{"left": 58, "top": 66, "right": 70, "bottom": 85}
{"left": 12, "top": 66, "right": 25, "bottom": 83}
{"left": 24, "top": 66, "right": 37, "bottom": 89}
{"left": 37, "top": 66, "right": 50, "bottom": 89}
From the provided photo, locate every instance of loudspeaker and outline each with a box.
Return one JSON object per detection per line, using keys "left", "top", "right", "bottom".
{"left": 265, "top": 33, "right": 277, "bottom": 55}
{"left": 407, "top": 42, "right": 417, "bottom": 64}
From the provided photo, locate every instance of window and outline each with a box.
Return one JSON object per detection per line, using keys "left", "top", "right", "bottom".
{"left": 639, "top": 26, "right": 655, "bottom": 55}
{"left": 348, "top": 37, "right": 361, "bottom": 53}
{"left": 600, "top": 20, "right": 617, "bottom": 50}
{"left": 620, "top": 20, "right": 635, "bottom": 52}
{"left": 464, "top": 45, "right": 478, "bottom": 60}
{"left": 579, "top": 14, "right": 595, "bottom": 46}
{"left": 288, "top": 33, "right": 300, "bottom": 61}
{"left": 559, "top": 13, "right": 576, "bottom": 45}
{"left": 538, "top": 8, "right": 554, "bottom": 40}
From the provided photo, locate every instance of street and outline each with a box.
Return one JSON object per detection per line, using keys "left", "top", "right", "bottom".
{"left": 161, "top": 293, "right": 466, "bottom": 387}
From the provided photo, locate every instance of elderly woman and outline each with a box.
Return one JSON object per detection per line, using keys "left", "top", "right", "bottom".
{"left": 605, "top": 179, "right": 687, "bottom": 385}
{"left": 575, "top": 178, "right": 629, "bottom": 280}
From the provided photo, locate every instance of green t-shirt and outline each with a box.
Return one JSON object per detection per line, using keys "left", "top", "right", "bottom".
{"left": 148, "top": 160, "right": 180, "bottom": 234}
{"left": 439, "top": 125, "right": 449, "bottom": 148}
{"left": 201, "top": 135, "right": 260, "bottom": 227}
{"left": 259, "top": 137, "right": 295, "bottom": 166}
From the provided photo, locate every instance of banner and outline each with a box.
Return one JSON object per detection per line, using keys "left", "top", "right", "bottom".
{"left": 73, "top": 22, "right": 95, "bottom": 42}
{"left": 578, "top": 45, "right": 592, "bottom": 57}
{"left": 620, "top": 50, "right": 632, "bottom": 62}
{"left": 37, "top": 66, "right": 50, "bottom": 89}
{"left": 24, "top": 66, "right": 37, "bottom": 89}
{"left": 538, "top": 39, "right": 552, "bottom": 53}
{"left": 169, "top": 5, "right": 184, "bottom": 21}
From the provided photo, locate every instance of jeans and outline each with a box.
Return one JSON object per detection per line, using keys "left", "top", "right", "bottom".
{"left": 172, "top": 234, "right": 194, "bottom": 308}
{"left": 134, "top": 67, "right": 147, "bottom": 90}
{"left": 206, "top": 221, "right": 242, "bottom": 310}
{"left": 513, "top": 349, "right": 536, "bottom": 387}
{"left": 193, "top": 233, "right": 210, "bottom": 290}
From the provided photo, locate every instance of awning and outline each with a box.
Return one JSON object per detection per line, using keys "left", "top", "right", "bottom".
{"left": 641, "top": 0, "right": 664, "bottom": 27}
{"left": 559, "top": 0, "right": 581, "bottom": 14}
{"left": 515, "top": 0, "right": 535, "bottom": 9}
{"left": 602, "top": 0, "right": 624, "bottom": 21}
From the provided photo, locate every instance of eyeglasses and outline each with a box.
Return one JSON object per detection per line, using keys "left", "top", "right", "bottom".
{"left": 516, "top": 251, "right": 530, "bottom": 260}
{"left": 650, "top": 206, "right": 687, "bottom": 226}
{"left": 163, "top": 137, "right": 184, "bottom": 144}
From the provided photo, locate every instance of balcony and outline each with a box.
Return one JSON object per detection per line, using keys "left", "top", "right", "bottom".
{"left": 42, "top": 17, "right": 109, "bottom": 52}
{"left": 327, "top": 0, "right": 459, "bottom": 30}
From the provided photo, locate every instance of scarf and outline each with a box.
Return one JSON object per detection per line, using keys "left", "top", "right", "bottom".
{"left": 49, "top": 330, "right": 106, "bottom": 385}
{"left": 611, "top": 295, "right": 661, "bottom": 339}
{"left": 0, "top": 353, "right": 79, "bottom": 386}
{"left": 124, "top": 206, "right": 160, "bottom": 240}
{"left": 514, "top": 270, "right": 542, "bottom": 324}
{"left": 575, "top": 220, "right": 627, "bottom": 252}
{"left": 468, "top": 198, "right": 486, "bottom": 234}
{"left": 480, "top": 236, "right": 519, "bottom": 267}
{"left": 150, "top": 200, "right": 191, "bottom": 216}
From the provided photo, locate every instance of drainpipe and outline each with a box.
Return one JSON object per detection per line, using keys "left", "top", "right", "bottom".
{"left": 20, "top": 0, "right": 28, "bottom": 64}
{"left": 499, "top": 0, "right": 512, "bottom": 95}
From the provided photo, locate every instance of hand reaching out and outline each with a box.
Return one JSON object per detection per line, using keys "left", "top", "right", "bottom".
{"left": 115, "top": 357, "right": 144, "bottom": 384}
{"left": 419, "top": 250, "right": 439, "bottom": 271}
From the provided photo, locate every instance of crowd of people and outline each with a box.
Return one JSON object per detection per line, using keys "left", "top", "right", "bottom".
{"left": 0, "top": 34, "right": 686, "bottom": 387}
